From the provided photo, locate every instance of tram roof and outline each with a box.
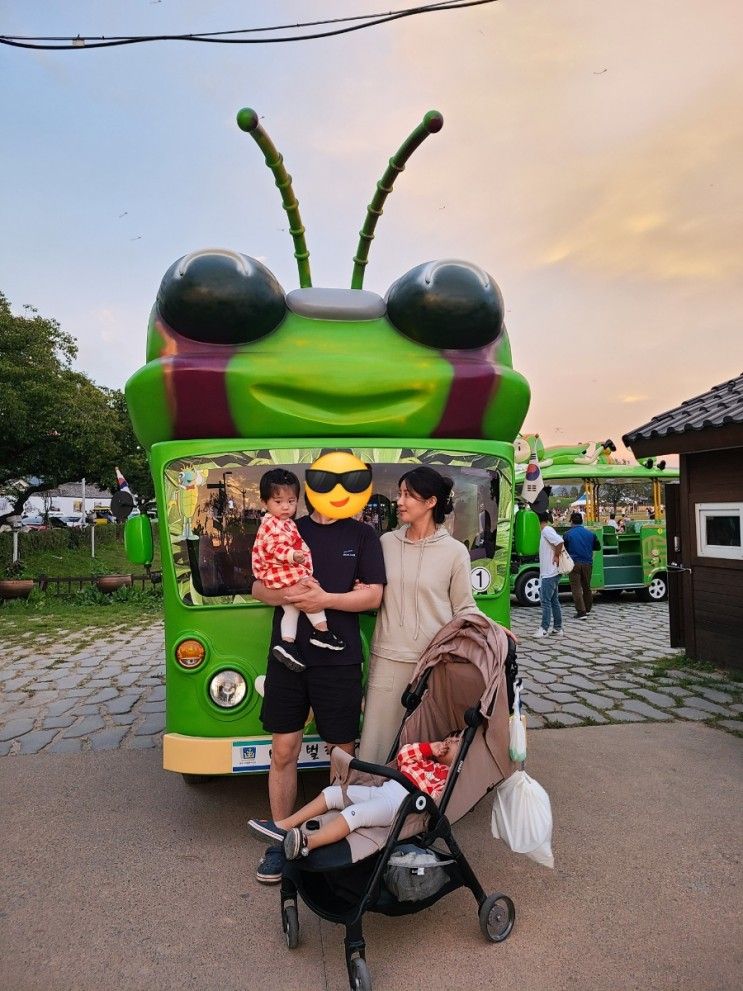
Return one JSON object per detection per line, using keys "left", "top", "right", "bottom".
{"left": 516, "top": 462, "right": 679, "bottom": 482}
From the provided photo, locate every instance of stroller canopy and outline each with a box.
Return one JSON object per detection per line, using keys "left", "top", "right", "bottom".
{"left": 398, "top": 608, "right": 514, "bottom": 824}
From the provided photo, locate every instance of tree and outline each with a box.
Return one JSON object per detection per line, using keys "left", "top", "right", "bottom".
{"left": 105, "top": 389, "right": 154, "bottom": 506}
{"left": 598, "top": 481, "right": 652, "bottom": 514}
{"left": 0, "top": 293, "right": 150, "bottom": 522}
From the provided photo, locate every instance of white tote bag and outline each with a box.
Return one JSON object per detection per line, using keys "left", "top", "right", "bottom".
{"left": 558, "top": 548, "right": 574, "bottom": 575}
{"left": 491, "top": 770, "right": 554, "bottom": 868}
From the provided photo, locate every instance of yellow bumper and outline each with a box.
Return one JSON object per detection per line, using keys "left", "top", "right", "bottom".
{"left": 163, "top": 733, "right": 266, "bottom": 774}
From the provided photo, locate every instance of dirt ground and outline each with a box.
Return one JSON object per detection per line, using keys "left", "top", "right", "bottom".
{"left": 1, "top": 720, "right": 741, "bottom": 991}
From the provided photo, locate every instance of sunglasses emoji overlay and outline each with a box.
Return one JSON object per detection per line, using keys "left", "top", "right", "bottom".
{"left": 305, "top": 451, "right": 373, "bottom": 519}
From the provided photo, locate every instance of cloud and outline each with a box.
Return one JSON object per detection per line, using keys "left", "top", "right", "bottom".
{"left": 539, "top": 79, "right": 743, "bottom": 282}
{"left": 360, "top": 1, "right": 743, "bottom": 290}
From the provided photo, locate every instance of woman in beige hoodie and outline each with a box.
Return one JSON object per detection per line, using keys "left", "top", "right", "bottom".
{"left": 358, "top": 466, "right": 476, "bottom": 763}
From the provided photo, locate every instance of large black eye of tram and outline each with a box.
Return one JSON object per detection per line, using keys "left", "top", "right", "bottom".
{"left": 386, "top": 259, "right": 504, "bottom": 351}
{"left": 157, "top": 249, "right": 286, "bottom": 345}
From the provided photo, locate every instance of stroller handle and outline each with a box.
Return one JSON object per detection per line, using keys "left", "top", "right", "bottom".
{"left": 348, "top": 758, "right": 420, "bottom": 795}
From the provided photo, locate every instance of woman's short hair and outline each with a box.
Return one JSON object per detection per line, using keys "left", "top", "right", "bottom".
{"left": 398, "top": 466, "right": 454, "bottom": 524}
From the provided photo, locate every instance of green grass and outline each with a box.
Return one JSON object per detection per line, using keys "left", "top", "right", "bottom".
{"left": 652, "top": 653, "right": 716, "bottom": 675}
{"left": 651, "top": 654, "right": 743, "bottom": 691}
{"left": 650, "top": 654, "right": 743, "bottom": 703}
{"left": 0, "top": 585, "right": 163, "bottom": 649}
{"left": 1, "top": 525, "right": 161, "bottom": 579}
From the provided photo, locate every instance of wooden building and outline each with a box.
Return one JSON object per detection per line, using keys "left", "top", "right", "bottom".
{"left": 623, "top": 373, "right": 743, "bottom": 671}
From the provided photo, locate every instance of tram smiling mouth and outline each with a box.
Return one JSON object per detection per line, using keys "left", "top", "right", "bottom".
{"left": 330, "top": 497, "right": 350, "bottom": 508}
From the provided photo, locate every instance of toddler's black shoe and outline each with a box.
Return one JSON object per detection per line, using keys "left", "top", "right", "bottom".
{"left": 272, "top": 643, "right": 306, "bottom": 672}
{"left": 308, "top": 629, "right": 346, "bottom": 651}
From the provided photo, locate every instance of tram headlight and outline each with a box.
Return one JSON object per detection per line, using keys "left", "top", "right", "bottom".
{"left": 209, "top": 670, "right": 247, "bottom": 709}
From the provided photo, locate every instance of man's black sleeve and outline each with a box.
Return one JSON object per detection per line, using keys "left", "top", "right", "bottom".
{"left": 593, "top": 534, "right": 601, "bottom": 551}
{"left": 357, "top": 525, "right": 387, "bottom": 586}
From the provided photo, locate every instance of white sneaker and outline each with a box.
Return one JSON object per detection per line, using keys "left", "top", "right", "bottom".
{"left": 533, "top": 628, "right": 549, "bottom": 638}
{"left": 552, "top": 628, "right": 564, "bottom": 636}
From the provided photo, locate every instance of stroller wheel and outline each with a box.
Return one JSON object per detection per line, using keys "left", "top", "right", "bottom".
{"left": 479, "top": 893, "right": 515, "bottom": 943}
{"left": 282, "top": 903, "right": 299, "bottom": 949}
{"left": 349, "top": 957, "right": 372, "bottom": 991}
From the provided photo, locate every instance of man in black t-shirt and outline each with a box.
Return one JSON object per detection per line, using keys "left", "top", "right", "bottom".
{"left": 250, "top": 508, "right": 385, "bottom": 884}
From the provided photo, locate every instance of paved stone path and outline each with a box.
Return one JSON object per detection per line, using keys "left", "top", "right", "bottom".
{"left": 512, "top": 600, "right": 742, "bottom": 733}
{"left": 0, "top": 600, "right": 740, "bottom": 756}
{"left": 0, "top": 623, "right": 165, "bottom": 757}
{"left": 511, "top": 596, "right": 743, "bottom": 735}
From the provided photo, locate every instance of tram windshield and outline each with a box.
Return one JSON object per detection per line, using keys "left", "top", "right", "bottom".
{"left": 163, "top": 447, "right": 513, "bottom": 606}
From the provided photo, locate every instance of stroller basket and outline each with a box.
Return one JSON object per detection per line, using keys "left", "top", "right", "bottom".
{"left": 382, "top": 843, "right": 455, "bottom": 902}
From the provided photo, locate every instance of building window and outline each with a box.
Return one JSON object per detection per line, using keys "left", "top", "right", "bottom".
{"left": 695, "top": 503, "right": 743, "bottom": 560}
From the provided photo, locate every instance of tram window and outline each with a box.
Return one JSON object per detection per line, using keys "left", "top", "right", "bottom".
{"left": 164, "top": 448, "right": 512, "bottom": 605}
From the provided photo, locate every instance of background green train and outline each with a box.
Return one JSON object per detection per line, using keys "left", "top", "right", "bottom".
{"left": 510, "top": 456, "right": 678, "bottom": 606}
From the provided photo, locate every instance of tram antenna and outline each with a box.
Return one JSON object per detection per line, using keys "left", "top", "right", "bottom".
{"left": 236, "top": 107, "right": 312, "bottom": 288}
{"left": 351, "top": 110, "right": 443, "bottom": 290}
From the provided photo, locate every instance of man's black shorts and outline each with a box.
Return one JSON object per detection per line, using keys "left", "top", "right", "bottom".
{"left": 260, "top": 655, "right": 362, "bottom": 744}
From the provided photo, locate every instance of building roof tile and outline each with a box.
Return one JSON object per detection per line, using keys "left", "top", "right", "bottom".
{"left": 623, "top": 373, "right": 743, "bottom": 445}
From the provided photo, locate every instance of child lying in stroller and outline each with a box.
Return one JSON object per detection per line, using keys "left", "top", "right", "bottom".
{"left": 248, "top": 735, "right": 460, "bottom": 860}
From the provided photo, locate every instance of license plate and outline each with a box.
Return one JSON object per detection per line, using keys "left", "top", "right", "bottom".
{"left": 231, "top": 736, "right": 330, "bottom": 774}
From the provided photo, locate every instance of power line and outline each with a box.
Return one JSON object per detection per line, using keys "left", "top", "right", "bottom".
{"left": 2, "top": 1, "right": 469, "bottom": 39}
{"left": 0, "top": 1, "right": 498, "bottom": 51}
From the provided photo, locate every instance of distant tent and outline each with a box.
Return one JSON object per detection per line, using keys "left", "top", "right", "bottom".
{"left": 569, "top": 493, "right": 587, "bottom": 509}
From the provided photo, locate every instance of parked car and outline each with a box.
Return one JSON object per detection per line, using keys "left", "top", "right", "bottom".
{"left": 59, "top": 514, "right": 84, "bottom": 528}
{"left": 20, "top": 512, "right": 45, "bottom": 529}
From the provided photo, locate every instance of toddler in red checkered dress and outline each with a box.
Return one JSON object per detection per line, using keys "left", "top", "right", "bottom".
{"left": 248, "top": 734, "right": 461, "bottom": 857}
{"left": 252, "top": 469, "right": 345, "bottom": 672}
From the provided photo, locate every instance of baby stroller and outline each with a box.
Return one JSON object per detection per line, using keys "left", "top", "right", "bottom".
{"left": 278, "top": 610, "right": 519, "bottom": 990}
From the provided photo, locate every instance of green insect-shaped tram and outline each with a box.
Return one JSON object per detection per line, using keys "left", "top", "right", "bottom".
{"left": 124, "top": 108, "right": 531, "bottom": 779}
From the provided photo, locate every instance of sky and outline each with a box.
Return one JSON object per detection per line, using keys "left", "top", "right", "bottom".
{"left": 2, "top": 0, "right": 742, "bottom": 458}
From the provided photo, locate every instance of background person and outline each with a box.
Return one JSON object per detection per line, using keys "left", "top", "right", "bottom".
{"left": 535, "top": 511, "right": 564, "bottom": 637}
{"left": 358, "top": 466, "right": 476, "bottom": 765}
{"left": 250, "top": 489, "right": 386, "bottom": 884}
{"left": 563, "top": 511, "right": 600, "bottom": 619}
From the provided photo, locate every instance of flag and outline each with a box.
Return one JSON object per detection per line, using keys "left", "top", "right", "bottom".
{"left": 521, "top": 454, "right": 544, "bottom": 505}
{"left": 111, "top": 467, "right": 135, "bottom": 522}
{"left": 115, "top": 467, "right": 132, "bottom": 494}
